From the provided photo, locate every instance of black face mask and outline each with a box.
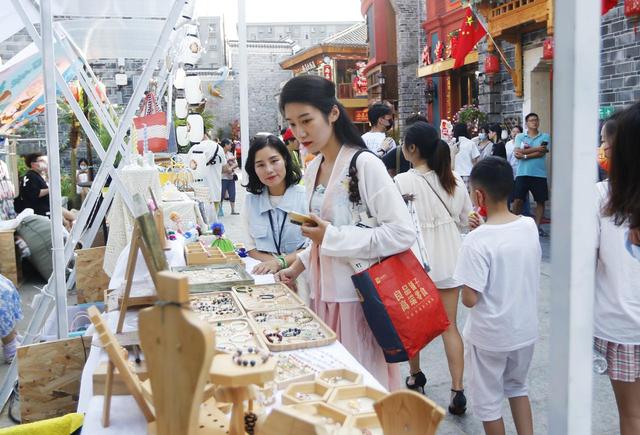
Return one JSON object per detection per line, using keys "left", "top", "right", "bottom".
{"left": 384, "top": 120, "right": 394, "bottom": 131}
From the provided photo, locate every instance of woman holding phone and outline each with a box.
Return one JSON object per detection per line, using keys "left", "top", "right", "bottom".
{"left": 274, "top": 75, "right": 415, "bottom": 390}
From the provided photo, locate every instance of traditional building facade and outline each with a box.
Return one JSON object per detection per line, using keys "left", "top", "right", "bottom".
{"left": 417, "top": 0, "right": 480, "bottom": 128}
{"left": 279, "top": 23, "right": 370, "bottom": 132}
{"left": 246, "top": 22, "right": 360, "bottom": 51}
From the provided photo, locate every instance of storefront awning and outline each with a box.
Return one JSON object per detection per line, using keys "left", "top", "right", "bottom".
{"left": 417, "top": 51, "right": 478, "bottom": 77}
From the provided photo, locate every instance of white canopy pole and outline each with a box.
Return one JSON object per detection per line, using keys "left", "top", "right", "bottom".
{"left": 40, "top": 0, "right": 68, "bottom": 339}
{"left": 238, "top": 0, "right": 250, "bottom": 173}
{"left": 549, "top": 0, "right": 600, "bottom": 433}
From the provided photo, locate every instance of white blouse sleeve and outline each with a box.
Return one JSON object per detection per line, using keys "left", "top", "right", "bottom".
{"left": 321, "top": 154, "right": 416, "bottom": 259}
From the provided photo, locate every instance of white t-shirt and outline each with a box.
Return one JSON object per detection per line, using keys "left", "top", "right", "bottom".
{"left": 594, "top": 182, "right": 640, "bottom": 344}
{"left": 361, "top": 131, "right": 396, "bottom": 156}
{"left": 454, "top": 137, "right": 480, "bottom": 177}
{"left": 187, "top": 140, "right": 227, "bottom": 202}
{"left": 454, "top": 216, "right": 540, "bottom": 352}
{"left": 504, "top": 139, "right": 519, "bottom": 179}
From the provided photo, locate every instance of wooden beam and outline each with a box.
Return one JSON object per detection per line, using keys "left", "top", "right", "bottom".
{"left": 513, "top": 37, "right": 523, "bottom": 98}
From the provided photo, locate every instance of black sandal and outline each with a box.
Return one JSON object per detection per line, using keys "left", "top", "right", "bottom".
{"left": 405, "top": 371, "right": 427, "bottom": 394}
{"left": 448, "top": 389, "right": 467, "bottom": 415}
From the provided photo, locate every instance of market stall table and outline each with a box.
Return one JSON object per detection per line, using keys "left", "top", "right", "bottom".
{"left": 78, "top": 256, "right": 385, "bottom": 434}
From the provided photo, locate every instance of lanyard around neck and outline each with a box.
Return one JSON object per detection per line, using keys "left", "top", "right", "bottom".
{"left": 268, "top": 209, "right": 287, "bottom": 255}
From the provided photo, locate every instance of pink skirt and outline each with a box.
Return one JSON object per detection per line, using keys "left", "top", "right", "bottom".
{"left": 312, "top": 298, "right": 401, "bottom": 391}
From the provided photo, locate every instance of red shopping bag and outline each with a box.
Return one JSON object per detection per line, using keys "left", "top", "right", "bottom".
{"left": 351, "top": 250, "right": 450, "bottom": 363}
{"left": 133, "top": 92, "right": 168, "bottom": 153}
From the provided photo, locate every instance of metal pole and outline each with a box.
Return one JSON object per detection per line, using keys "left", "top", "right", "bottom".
{"left": 238, "top": 0, "right": 250, "bottom": 174}
{"left": 40, "top": 0, "right": 68, "bottom": 339}
{"left": 549, "top": 0, "right": 600, "bottom": 433}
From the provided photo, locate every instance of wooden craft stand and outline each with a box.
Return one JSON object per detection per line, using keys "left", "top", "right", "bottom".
{"left": 116, "top": 219, "right": 168, "bottom": 334}
{"left": 185, "top": 243, "right": 243, "bottom": 265}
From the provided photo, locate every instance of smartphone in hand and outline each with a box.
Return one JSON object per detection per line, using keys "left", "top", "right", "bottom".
{"left": 289, "top": 212, "right": 318, "bottom": 227}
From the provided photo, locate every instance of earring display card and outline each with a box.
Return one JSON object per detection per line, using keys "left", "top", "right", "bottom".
{"left": 190, "top": 291, "right": 246, "bottom": 323}
{"left": 248, "top": 307, "right": 337, "bottom": 352}
{"left": 210, "top": 317, "right": 266, "bottom": 354}
{"left": 232, "top": 283, "right": 305, "bottom": 312}
{"left": 172, "top": 263, "right": 254, "bottom": 292}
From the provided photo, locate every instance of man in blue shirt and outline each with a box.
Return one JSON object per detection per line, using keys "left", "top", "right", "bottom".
{"left": 513, "top": 113, "right": 550, "bottom": 236}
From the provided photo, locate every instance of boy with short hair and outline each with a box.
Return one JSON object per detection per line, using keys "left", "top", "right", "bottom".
{"left": 454, "top": 157, "right": 540, "bottom": 435}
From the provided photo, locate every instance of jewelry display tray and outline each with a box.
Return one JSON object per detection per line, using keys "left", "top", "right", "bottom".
{"left": 190, "top": 291, "right": 246, "bottom": 323}
{"left": 171, "top": 263, "right": 255, "bottom": 292}
{"left": 248, "top": 306, "right": 337, "bottom": 352}
{"left": 210, "top": 317, "right": 267, "bottom": 354}
{"left": 232, "top": 283, "right": 306, "bottom": 312}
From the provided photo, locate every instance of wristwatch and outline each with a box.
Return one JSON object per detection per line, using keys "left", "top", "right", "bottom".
{"left": 524, "top": 154, "right": 528, "bottom": 159}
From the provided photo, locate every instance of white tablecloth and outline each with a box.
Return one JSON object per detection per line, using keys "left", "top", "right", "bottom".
{"left": 160, "top": 192, "right": 205, "bottom": 232}
{"left": 79, "top": 257, "right": 385, "bottom": 434}
{"left": 103, "top": 166, "right": 162, "bottom": 276}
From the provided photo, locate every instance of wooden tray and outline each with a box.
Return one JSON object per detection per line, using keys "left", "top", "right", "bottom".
{"left": 171, "top": 263, "right": 254, "bottom": 292}
{"left": 185, "top": 243, "right": 243, "bottom": 265}
{"left": 284, "top": 402, "right": 351, "bottom": 432}
{"left": 232, "top": 283, "right": 305, "bottom": 312}
{"left": 282, "top": 380, "right": 333, "bottom": 405}
{"left": 350, "top": 414, "right": 383, "bottom": 434}
{"left": 317, "top": 368, "right": 363, "bottom": 388}
{"left": 274, "top": 354, "right": 316, "bottom": 390}
{"left": 210, "top": 317, "right": 266, "bottom": 354}
{"left": 190, "top": 291, "right": 246, "bottom": 323}
{"left": 327, "top": 385, "right": 387, "bottom": 416}
{"left": 248, "top": 307, "right": 337, "bottom": 352}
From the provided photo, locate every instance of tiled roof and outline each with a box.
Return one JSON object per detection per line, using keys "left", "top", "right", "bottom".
{"left": 322, "top": 22, "right": 367, "bottom": 47}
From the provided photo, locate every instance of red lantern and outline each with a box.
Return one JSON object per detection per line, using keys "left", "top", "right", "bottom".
{"left": 625, "top": 0, "right": 640, "bottom": 16}
{"left": 543, "top": 37, "right": 554, "bottom": 60}
{"left": 484, "top": 54, "right": 500, "bottom": 74}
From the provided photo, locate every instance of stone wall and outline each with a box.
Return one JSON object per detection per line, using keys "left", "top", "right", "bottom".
{"left": 478, "top": 28, "right": 547, "bottom": 126}
{"left": 391, "top": 0, "right": 427, "bottom": 133}
{"left": 226, "top": 41, "right": 294, "bottom": 137}
{"left": 600, "top": 5, "right": 640, "bottom": 109}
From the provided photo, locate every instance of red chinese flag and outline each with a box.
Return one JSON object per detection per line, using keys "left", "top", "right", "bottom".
{"left": 453, "top": 8, "right": 487, "bottom": 69}
{"left": 602, "top": 0, "right": 618, "bottom": 14}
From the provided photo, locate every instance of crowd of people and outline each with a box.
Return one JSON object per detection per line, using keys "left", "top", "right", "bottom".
{"left": 235, "top": 75, "right": 639, "bottom": 435}
{"left": 0, "top": 72, "right": 636, "bottom": 434}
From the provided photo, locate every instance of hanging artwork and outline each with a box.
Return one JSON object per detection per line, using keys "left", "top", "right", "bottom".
{"left": 421, "top": 45, "right": 432, "bottom": 65}
{"left": 435, "top": 41, "right": 445, "bottom": 62}
{"left": 352, "top": 61, "right": 368, "bottom": 97}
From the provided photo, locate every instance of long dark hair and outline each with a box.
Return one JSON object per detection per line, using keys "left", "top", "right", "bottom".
{"left": 279, "top": 75, "right": 366, "bottom": 203}
{"left": 405, "top": 121, "right": 457, "bottom": 195}
{"left": 605, "top": 102, "right": 640, "bottom": 230}
{"left": 243, "top": 135, "right": 301, "bottom": 195}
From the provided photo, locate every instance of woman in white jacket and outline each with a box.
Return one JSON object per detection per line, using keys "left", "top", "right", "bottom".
{"left": 395, "top": 121, "right": 472, "bottom": 414}
{"left": 275, "top": 75, "right": 415, "bottom": 390}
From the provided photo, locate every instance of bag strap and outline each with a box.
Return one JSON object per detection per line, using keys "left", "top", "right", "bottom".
{"left": 206, "top": 144, "right": 221, "bottom": 166}
{"left": 417, "top": 173, "right": 454, "bottom": 219}
{"left": 348, "top": 148, "right": 375, "bottom": 205}
{"left": 395, "top": 147, "right": 401, "bottom": 174}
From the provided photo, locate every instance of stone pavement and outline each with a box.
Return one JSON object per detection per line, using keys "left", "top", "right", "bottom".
{"left": 219, "top": 185, "right": 621, "bottom": 435}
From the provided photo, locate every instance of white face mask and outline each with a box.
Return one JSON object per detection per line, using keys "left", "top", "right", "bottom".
{"left": 478, "top": 133, "right": 487, "bottom": 141}
{"left": 501, "top": 130, "right": 509, "bottom": 140}
{"left": 80, "top": 165, "right": 87, "bottom": 170}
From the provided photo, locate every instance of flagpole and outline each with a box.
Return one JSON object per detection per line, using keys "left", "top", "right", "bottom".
{"left": 470, "top": 5, "right": 514, "bottom": 72}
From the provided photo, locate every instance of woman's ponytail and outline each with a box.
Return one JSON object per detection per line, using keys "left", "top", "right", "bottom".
{"left": 405, "top": 122, "right": 457, "bottom": 195}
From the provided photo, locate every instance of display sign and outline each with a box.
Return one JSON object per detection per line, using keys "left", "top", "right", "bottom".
{"left": 323, "top": 64, "right": 332, "bottom": 81}
{"left": 354, "top": 108, "right": 369, "bottom": 123}
{"left": 440, "top": 119, "right": 453, "bottom": 141}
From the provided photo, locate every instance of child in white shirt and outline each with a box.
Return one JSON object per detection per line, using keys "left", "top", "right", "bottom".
{"left": 454, "top": 157, "right": 540, "bottom": 435}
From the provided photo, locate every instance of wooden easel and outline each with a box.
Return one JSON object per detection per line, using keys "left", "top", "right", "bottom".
{"left": 87, "top": 305, "right": 155, "bottom": 428}
{"left": 116, "top": 215, "right": 169, "bottom": 334}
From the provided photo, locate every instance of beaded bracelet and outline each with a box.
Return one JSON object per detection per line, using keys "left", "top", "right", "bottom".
{"left": 281, "top": 327, "right": 301, "bottom": 338}
{"left": 265, "top": 331, "right": 283, "bottom": 343}
{"left": 232, "top": 347, "right": 271, "bottom": 367}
